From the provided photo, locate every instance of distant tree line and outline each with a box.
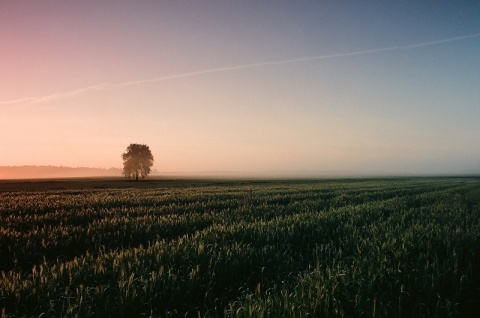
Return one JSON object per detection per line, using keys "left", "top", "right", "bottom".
{"left": 0, "top": 166, "right": 123, "bottom": 179}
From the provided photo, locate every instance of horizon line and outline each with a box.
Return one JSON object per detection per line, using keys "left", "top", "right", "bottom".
{"left": 1, "top": 164, "right": 479, "bottom": 179}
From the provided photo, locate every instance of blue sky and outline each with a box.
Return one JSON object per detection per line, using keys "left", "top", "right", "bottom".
{"left": 1, "top": 1, "right": 480, "bottom": 176}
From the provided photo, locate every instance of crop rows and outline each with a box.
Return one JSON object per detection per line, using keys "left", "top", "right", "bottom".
{"left": 0, "top": 178, "right": 479, "bottom": 317}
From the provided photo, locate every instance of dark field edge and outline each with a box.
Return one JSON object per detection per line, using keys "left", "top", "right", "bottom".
{"left": 1, "top": 175, "right": 479, "bottom": 192}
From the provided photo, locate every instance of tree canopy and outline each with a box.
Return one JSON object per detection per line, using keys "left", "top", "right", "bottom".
{"left": 122, "top": 144, "right": 154, "bottom": 180}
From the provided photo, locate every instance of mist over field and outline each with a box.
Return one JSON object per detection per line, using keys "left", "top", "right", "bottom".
{"left": 0, "top": 166, "right": 122, "bottom": 179}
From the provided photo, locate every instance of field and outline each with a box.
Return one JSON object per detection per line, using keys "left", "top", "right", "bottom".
{"left": 1, "top": 177, "right": 479, "bottom": 317}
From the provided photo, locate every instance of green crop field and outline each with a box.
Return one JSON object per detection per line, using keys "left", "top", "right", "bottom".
{"left": 0, "top": 177, "right": 479, "bottom": 317}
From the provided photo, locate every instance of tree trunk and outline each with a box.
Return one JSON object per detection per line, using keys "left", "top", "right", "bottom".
{"left": 135, "top": 171, "right": 139, "bottom": 181}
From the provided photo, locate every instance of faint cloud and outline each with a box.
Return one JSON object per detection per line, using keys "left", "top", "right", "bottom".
{"left": 1, "top": 32, "right": 479, "bottom": 106}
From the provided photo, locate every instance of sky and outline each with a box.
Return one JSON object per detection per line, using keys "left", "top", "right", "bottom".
{"left": 1, "top": 1, "right": 480, "bottom": 177}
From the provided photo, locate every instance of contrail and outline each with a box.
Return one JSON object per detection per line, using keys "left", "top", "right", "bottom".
{"left": 2, "top": 32, "right": 480, "bottom": 106}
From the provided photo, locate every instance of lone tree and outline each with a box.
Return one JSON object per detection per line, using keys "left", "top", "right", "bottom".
{"left": 122, "top": 143, "right": 154, "bottom": 180}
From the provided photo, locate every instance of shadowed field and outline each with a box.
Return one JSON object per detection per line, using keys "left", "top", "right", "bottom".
{"left": 1, "top": 177, "right": 479, "bottom": 317}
